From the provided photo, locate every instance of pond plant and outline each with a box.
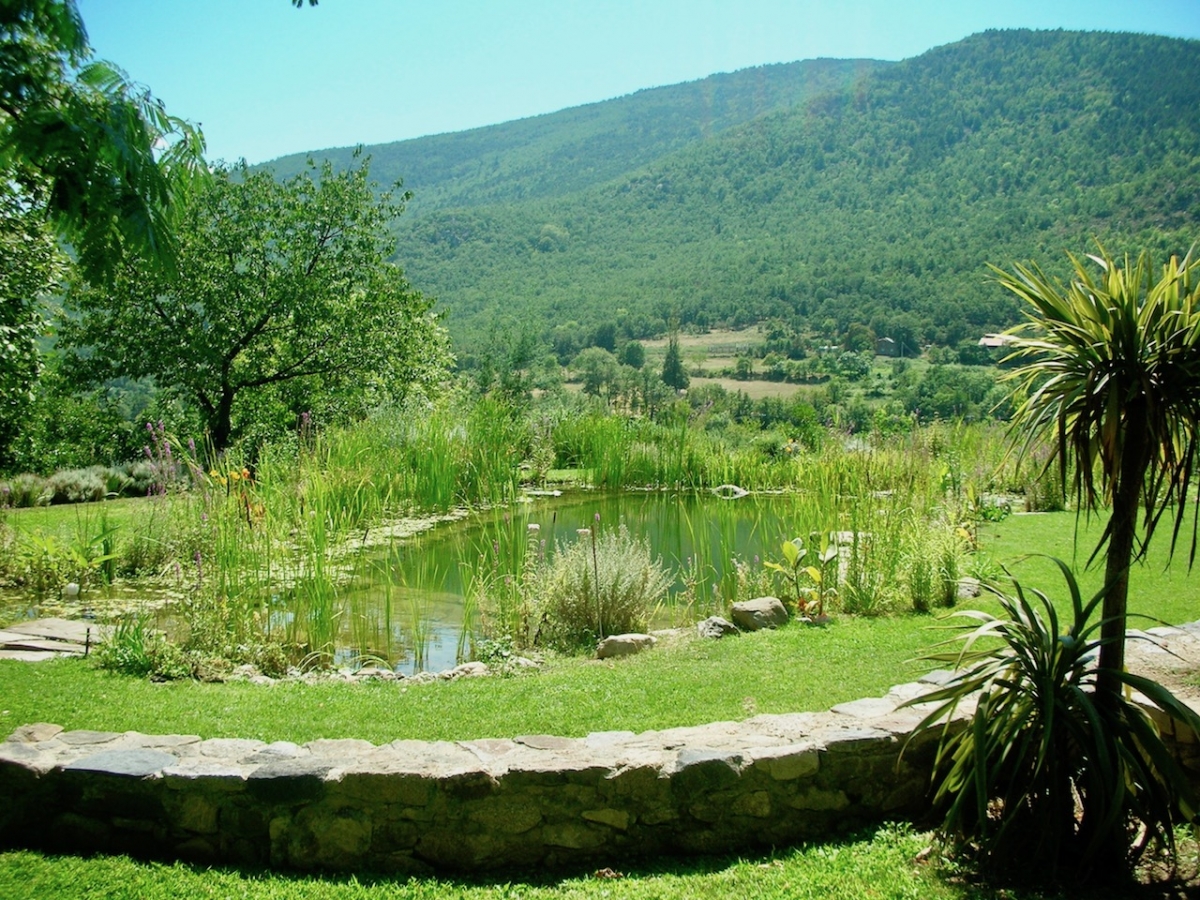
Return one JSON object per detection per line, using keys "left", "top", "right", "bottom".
{"left": 469, "top": 516, "right": 671, "bottom": 652}
{"left": 907, "top": 245, "right": 1200, "bottom": 886}
{"left": 908, "top": 561, "right": 1200, "bottom": 883}
{"left": 1, "top": 402, "right": 1037, "bottom": 676}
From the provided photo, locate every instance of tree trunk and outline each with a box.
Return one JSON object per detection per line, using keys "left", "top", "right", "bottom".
{"left": 1096, "top": 421, "right": 1149, "bottom": 700}
{"left": 209, "top": 386, "right": 235, "bottom": 453}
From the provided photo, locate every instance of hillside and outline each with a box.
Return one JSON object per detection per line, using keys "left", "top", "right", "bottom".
{"left": 266, "top": 57, "right": 883, "bottom": 215}
{"left": 270, "top": 30, "right": 1200, "bottom": 358}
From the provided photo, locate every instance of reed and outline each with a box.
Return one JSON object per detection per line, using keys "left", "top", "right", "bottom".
{"left": 9, "top": 404, "right": 1021, "bottom": 674}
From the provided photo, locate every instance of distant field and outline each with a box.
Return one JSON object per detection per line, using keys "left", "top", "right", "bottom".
{"left": 689, "top": 376, "right": 807, "bottom": 399}
{"left": 641, "top": 327, "right": 766, "bottom": 357}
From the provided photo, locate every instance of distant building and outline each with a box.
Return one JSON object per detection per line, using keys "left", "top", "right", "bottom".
{"left": 978, "top": 333, "right": 1016, "bottom": 349}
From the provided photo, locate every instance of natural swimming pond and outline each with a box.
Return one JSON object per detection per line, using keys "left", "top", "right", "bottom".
{"left": 0, "top": 490, "right": 828, "bottom": 673}
{"left": 308, "top": 490, "right": 813, "bottom": 673}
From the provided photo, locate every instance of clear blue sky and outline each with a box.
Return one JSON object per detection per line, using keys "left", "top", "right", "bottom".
{"left": 78, "top": 0, "right": 1200, "bottom": 165}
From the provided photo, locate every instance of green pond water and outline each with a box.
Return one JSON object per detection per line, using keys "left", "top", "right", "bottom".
{"left": 321, "top": 490, "right": 806, "bottom": 674}
{"left": 0, "top": 491, "right": 809, "bottom": 674}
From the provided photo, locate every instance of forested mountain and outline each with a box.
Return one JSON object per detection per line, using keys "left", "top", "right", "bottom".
{"left": 271, "top": 30, "right": 1200, "bottom": 358}
{"left": 266, "top": 57, "right": 883, "bottom": 215}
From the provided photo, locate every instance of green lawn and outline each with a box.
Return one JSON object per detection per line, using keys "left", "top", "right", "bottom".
{"left": 0, "top": 825, "right": 1054, "bottom": 900}
{"left": 3, "top": 495, "right": 148, "bottom": 535}
{"left": 978, "top": 510, "right": 1200, "bottom": 628}
{"left": 0, "top": 509, "right": 1196, "bottom": 899}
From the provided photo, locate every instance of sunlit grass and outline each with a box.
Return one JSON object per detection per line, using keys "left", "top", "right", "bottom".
{"left": 0, "top": 824, "right": 1018, "bottom": 900}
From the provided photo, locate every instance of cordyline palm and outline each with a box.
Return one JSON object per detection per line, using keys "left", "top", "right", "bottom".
{"left": 996, "top": 246, "right": 1200, "bottom": 693}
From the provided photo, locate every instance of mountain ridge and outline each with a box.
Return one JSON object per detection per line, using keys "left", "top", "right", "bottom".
{"left": 265, "top": 55, "right": 886, "bottom": 215}
{"left": 267, "top": 29, "right": 1200, "bottom": 356}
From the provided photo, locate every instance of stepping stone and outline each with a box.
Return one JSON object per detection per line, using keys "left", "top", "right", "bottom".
{"left": 0, "top": 637, "right": 87, "bottom": 654}
{"left": 7, "top": 618, "right": 98, "bottom": 643}
{"left": 0, "top": 650, "right": 62, "bottom": 662}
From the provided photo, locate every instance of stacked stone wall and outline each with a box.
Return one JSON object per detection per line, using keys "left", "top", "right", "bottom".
{"left": 3, "top": 637, "right": 1199, "bottom": 874}
{"left": 0, "top": 680, "right": 950, "bottom": 873}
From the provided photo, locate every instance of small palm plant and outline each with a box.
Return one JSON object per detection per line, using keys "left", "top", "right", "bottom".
{"left": 906, "top": 560, "right": 1200, "bottom": 882}
{"left": 996, "top": 245, "right": 1200, "bottom": 692}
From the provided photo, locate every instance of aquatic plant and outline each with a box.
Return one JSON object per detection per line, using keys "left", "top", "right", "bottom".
{"left": 535, "top": 522, "right": 671, "bottom": 651}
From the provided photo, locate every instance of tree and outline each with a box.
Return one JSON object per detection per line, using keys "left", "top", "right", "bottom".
{"left": 61, "top": 158, "right": 450, "bottom": 452}
{"left": 0, "top": 184, "right": 62, "bottom": 467}
{"left": 618, "top": 340, "right": 645, "bottom": 370}
{"left": 573, "top": 347, "right": 620, "bottom": 402}
{"left": 998, "top": 247, "right": 1200, "bottom": 692}
{"left": 660, "top": 334, "right": 689, "bottom": 391}
{"left": 0, "top": 1, "right": 204, "bottom": 462}
{"left": 1, "top": 0, "right": 205, "bottom": 282}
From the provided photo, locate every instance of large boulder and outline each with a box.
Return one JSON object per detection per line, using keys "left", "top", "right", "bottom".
{"left": 696, "top": 616, "right": 740, "bottom": 639}
{"left": 595, "top": 633, "right": 656, "bottom": 659}
{"left": 730, "top": 597, "right": 789, "bottom": 631}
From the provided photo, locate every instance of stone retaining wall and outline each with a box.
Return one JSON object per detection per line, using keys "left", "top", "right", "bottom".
{"left": 0, "top": 678, "right": 952, "bottom": 874}
{"left": 3, "top": 626, "right": 1200, "bottom": 874}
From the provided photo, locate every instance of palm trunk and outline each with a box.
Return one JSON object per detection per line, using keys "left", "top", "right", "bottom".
{"left": 1096, "top": 421, "right": 1149, "bottom": 700}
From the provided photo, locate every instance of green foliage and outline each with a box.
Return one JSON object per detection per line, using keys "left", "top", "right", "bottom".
{"left": 268, "top": 57, "right": 877, "bottom": 217}
{"left": 908, "top": 560, "right": 1200, "bottom": 882}
{"left": 373, "top": 30, "right": 1200, "bottom": 360}
{"left": 903, "top": 525, "right": 964, "bottom": 613}
{"left": 618, "top": 339, "right": 645, "bottom": 369}
{"left": 535, "top": 523, "right": 671, "bottom": 651}
{"left": 0, "top": 187, "right": 61, "bottom": 469}
{"left": 94, "top": 611, "right": 189, "bottom": 679}
{"left": 660, "top": 333, "right": 690, "bottom": 391}
{"left": 998, "top": 246, "right": 1200, "bottom": 680}
{"left": 60, "top": 157, "right": 450, "bottom": 451}
{"left": 0, "top": 1, "right": 206, "bottom": 283}
{"left": 572, "top": 346, "right": 621, "bottom": 399}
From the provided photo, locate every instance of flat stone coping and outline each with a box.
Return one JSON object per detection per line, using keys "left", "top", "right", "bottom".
{"left": 0, "top": 623, "right": 1198, "bottom": 873}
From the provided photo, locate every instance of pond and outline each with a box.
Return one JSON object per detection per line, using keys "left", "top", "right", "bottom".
{"left": 313, "top": 490, "right": 809, "bottom": 674}
{"left": 0, "top": 490, "right": 815, "bottom": 673}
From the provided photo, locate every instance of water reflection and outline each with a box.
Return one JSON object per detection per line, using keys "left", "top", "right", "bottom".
{"left": 1, "top": 491, "right": 808, "bottom": 675}
{"left": 344, "top": 491, "right": 803, "bottom": 673}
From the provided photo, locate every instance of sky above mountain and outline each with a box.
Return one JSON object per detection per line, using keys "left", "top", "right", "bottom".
{"left": 78, "top": 0, "right": 1200, "bottom": 165}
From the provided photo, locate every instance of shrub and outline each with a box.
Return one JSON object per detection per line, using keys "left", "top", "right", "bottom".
{"left": 1024, "top": 465, "right": 1067, "bottom": 512}
{"left": 4, "top": 472, "right": 50, "bottom": 507}
{"left": 119, "top": 460, "right": 159, "bottom": 496}
{"left": 907, "top": 560, "right": 1200, "bottom": 883}
{"left": 95, "top": 612, "right": 189, "bottom": 679}
{"left": 44, "top": 467, "right": 108, "bottom": 504}
{"left": 535, "top": 523, "right": 670, "bottom": 651}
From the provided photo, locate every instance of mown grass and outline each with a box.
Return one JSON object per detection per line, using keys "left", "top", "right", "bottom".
{"left": 0, "top": 613, "right": 932, "bottom": 744}
{"left": 0, "top": 824, "right": 1072, "bottom": 900}
{"left": 1, "top": 511, "right": 1197, "bottom": 899}
{"left": 978, "top": 511, "right": 1200, "bottom": 627}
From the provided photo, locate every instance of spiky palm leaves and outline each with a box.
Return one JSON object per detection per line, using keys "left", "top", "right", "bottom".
{"left": 996, "top": 246, "right": 1200, "bottom": 681}
{"left": 910, "top": 562, "right": 1200, "bottom": 880}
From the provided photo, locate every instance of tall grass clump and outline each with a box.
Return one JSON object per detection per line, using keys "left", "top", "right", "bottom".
{"left": 464, "top": 518, "right": 546, "bottom": 648}
{"left": 468, "top": 516, "right": 671, "bottom": 653}
{"left": 536, "top": 521, "right": 671, "bottom": 650}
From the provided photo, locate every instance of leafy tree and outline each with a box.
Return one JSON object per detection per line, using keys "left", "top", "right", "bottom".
{"left": 660, "top": 334, "right": 689, "bottom": 391}
{"left": 999, "top": 247, "right": 1200, "bottom": 692}
{"left": 573, "top": 347, "right": 620, "bottom": 401}
{"left": 0, "top": 0, "right": 204, "bottom": 463}
{"left": 0, "top": 0, "right": 205, "bottom": 282}
{"left": 0, "top": 185, "right": 62, "bottom": 468}
{"left": 618, "top": 340, "right": 645, "bottom": 370}
{"left": 61, "top": 159, "right": 450, "bottom": 451}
